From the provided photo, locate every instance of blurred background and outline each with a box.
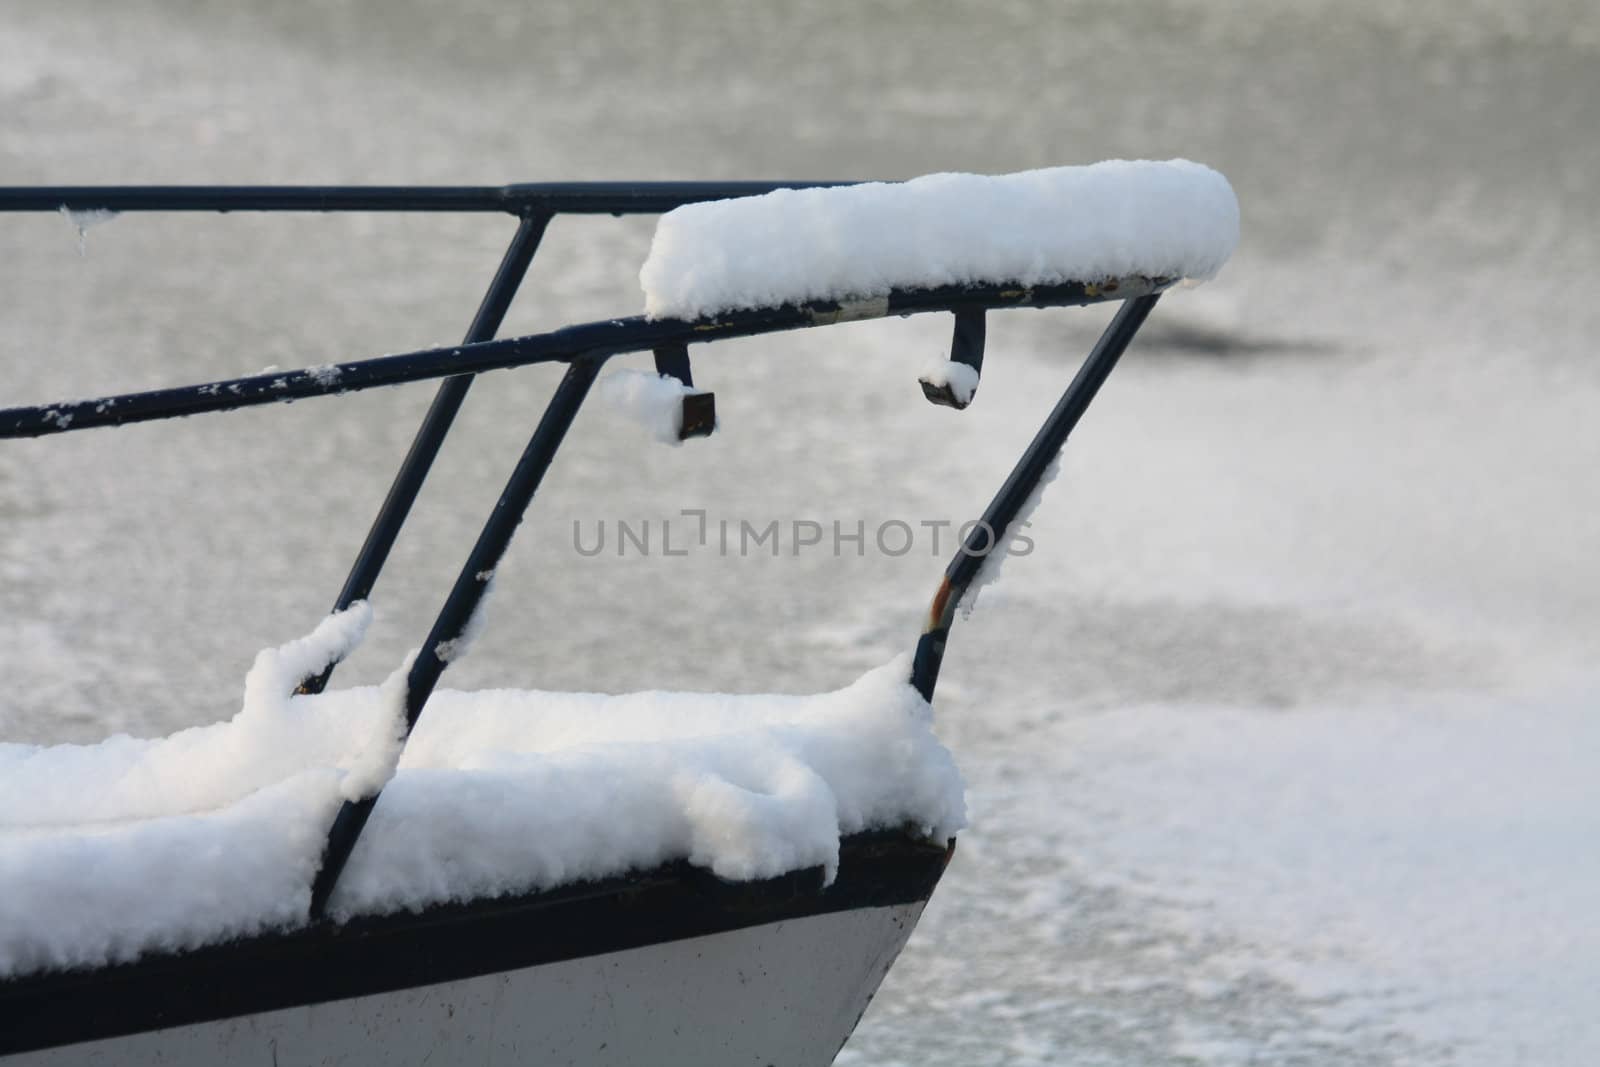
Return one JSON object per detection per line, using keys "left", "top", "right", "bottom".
{"left": 2, "top": 1, "right": 1597, "bottom": 1063}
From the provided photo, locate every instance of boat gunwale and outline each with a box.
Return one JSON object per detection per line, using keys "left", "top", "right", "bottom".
{"left": 0, "top": 829, "right": 953, "bottom": 1057}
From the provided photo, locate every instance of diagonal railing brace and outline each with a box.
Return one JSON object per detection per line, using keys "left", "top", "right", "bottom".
{"left": 299, "top": 211, "right": 551, "bottom": 695}
{"left": 910, "top": 293, "right": 1161, "bottom": 702}
{"left": 307, "top": 356, "right": 605, "bottom": 919}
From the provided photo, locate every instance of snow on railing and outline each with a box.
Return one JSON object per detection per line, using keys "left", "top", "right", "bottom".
{"left": 640, "top": 160, "right": 1238, "bottom": 320}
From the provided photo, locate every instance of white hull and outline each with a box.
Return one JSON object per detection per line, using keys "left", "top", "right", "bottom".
{"left": 10, "top": 903, "right": 926, "bottom": 1067}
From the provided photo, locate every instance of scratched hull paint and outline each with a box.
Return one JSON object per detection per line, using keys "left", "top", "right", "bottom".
{"left": 7, "top": 903, "right": 925, "bottom": 1067}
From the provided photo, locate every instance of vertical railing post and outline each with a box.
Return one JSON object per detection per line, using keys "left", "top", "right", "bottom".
{"left": 308, "top": 356, "right": 605, "bottom": 919}
{"left": 300, "top": 211, "right": 553, "bottom": 695}
{"left": 910, "top": 293, "right": 1161, "bottom": 702}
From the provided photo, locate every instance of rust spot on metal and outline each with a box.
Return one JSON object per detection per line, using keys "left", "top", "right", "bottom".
{"left": 925, "top": 575, "right": 953, "bottom": 632}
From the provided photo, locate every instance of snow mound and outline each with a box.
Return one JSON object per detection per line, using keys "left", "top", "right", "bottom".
{"left": 0, "top": 621, "right": 964, "bottom": 978}
{"left": 640, "top": 160, "right": 1239, "bottom": 320}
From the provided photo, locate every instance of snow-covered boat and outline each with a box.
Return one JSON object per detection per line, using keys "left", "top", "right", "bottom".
{"left": 0, "top": 165, "right": 1237, "bottom": 1065}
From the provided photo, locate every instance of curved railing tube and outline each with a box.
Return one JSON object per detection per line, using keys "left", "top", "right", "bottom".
{"left": 0, "top": 279, "right": 1166, "bottom": 440}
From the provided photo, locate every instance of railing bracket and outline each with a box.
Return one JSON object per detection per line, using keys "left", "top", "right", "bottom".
{"left": 919, "top": 308, "right": 986, "bottom": 410}
{"left": 654, "top": 342, "right": 715, "bottom": 440}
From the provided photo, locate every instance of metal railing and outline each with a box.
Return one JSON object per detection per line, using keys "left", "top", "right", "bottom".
{"left": 0, "top": 183, "right": 1165, "bottom": 919}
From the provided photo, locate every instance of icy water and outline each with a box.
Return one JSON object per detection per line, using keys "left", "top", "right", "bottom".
{"left": 3, "top": 1, "right": 1598, "bottom": 1064}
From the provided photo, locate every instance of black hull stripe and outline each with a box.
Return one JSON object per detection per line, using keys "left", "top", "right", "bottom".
{"left": 0, "top": 830, "right": 952, "bottom": 1056}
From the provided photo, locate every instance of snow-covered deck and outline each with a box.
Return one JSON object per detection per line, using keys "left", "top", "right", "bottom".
{"left": 0, "top": 610, "right": 963, "bottom": 979}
